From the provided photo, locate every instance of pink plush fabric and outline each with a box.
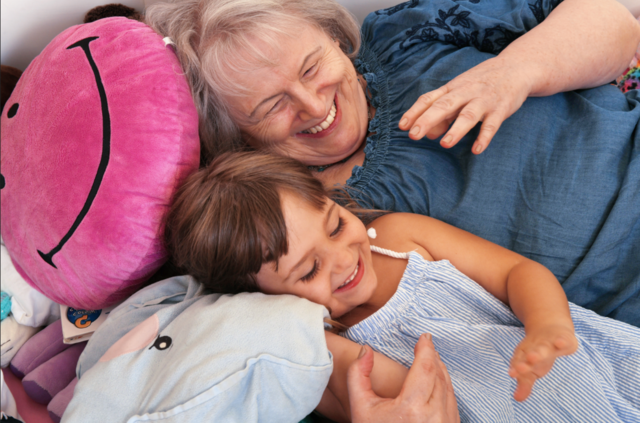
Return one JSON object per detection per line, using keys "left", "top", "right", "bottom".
{"left": 0, "top": 17, "right": 200, "bottom": 308}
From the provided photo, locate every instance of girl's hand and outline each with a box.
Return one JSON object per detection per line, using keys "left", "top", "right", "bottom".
{"left": 508, "top": 325, "right": 578, "bottom": 402}
{"left": 398, "top": 55, "right": 533, "bottom": 154}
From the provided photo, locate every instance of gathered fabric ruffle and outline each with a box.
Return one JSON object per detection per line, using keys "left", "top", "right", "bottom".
{"left": 348, "top": 44, "right": 392, "bottom": 203}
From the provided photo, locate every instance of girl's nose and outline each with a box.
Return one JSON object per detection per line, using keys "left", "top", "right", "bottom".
{"left": 333, "top": 246, "right": 354, "bottom": 274}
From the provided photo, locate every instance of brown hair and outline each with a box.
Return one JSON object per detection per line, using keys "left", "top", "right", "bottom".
{"left": 165, "top": 151, "right": 329, "bottom": 293}
{"left": 145, "top": 0, "right": 361, "bottom": 163}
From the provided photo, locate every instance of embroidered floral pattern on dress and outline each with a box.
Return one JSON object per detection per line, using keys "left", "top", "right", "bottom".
{"left": 398, "top": 5, "right": 521, "bottom": 54}
{"left": 528, "top": 0, "right": 563, "bottom": 24}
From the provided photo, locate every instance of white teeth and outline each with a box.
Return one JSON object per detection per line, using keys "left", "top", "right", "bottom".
{"left": 338, "top": 264, "right": 359, "bottom": 290}
{"left": 301, "top": 101, "right": 336, "bottom": 134}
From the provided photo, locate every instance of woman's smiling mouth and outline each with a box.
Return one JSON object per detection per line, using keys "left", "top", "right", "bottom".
{"left": 298, "top": 95, "right": 340, "bottom": 137}
{"left": 335, "top": 256, "right": 364, "bottom": 293}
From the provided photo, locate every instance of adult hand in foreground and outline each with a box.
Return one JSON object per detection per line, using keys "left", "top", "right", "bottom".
{"left": 348, "top": 334, "right": 460, "bottom": 423}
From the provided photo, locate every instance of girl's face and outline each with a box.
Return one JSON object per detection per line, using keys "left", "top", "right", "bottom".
{"left": 255, "top": 192, "right": 377, "bottom": 318}
{"left": 224, "top": 25, "right": 369, "bottom": 166}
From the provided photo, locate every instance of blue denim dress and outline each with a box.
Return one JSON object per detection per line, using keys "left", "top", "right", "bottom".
{"left": 347, "top": 0, "right": 640, "bottom": 326}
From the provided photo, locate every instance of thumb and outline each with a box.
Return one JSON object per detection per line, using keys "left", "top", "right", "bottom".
{"left": 347, "top": 345, "right": 376, "bottom": 408}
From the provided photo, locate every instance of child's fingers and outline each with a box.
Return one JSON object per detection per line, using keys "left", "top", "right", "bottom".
{"left": 553, "top": 335, "right": 578, "bottom": 355}
{"left": 508, "top": 348, "right": 525, "bottom": 377}
{"left": 514, "top": 372, "right": 538, "bottom": 402}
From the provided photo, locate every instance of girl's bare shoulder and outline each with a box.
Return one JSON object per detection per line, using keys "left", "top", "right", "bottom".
{"left": 366, "top": 213, "right": 434, "bottom": 261}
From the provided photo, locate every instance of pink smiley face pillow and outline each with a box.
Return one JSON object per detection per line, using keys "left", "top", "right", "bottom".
{"left": 0, "top": 17, "right": 200, "bottom": 309}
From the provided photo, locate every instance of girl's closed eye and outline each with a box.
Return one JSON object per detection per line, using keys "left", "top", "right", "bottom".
{"left": 301, "top": 260, "right": 320, "bottom": 283}
{"left": 300, "top": 217, "right": 343, "bottom": 283}
{"left": 331, "top": 217, "right": 345, "bottom": 237}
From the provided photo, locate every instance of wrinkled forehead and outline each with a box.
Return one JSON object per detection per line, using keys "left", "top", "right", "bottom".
{"left": 212, "top": 17, "right": 326, "bottom": 97}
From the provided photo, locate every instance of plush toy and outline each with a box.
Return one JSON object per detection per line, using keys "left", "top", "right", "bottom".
{"left": 0, "top": 16, "right": 200, "bottom": 309}
{"left": 0, "top": 65, "right": 22, "bottom": 114}
{"left": 9, "top": 321, "right": 84, "bottom": 423}
{"left": 1, "top": 11, "right": 200, "bottom": 421}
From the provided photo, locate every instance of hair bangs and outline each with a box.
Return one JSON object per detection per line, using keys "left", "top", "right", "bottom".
{"left": 201, "top": 14, "right": 309, "bottom": 98}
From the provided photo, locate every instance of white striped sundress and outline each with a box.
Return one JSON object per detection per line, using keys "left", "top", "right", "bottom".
{"left": 342, "top": 251, "right": 640, "bottom": 422}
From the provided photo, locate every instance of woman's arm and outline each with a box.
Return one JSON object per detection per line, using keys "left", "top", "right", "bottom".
{"left": 371, "top": 213, "right": 578, "bottom": 401}
{"left": 400, "top": 0, "right": 640, "bottom": 154}
{"left": 508, "top": 0, "right": 640, "bottom": 95}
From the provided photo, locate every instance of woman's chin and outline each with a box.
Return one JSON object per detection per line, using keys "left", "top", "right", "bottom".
{"left": 319, "top": 135, "right": 364, "bottom": 164}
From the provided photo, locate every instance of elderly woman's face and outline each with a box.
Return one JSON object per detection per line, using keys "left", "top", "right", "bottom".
{"left": 225, "top": 25, "right": 369, "bottom": 166}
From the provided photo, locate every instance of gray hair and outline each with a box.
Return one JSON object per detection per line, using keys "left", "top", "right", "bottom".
{"left": 145, "top": 0, "right": 361, "bottom": 163}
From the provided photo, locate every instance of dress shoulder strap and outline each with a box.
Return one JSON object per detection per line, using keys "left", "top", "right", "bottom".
{"left": 369, "top": 245, "right": 411, "bottom": 260}
{"left": 367, "top": 227, "right": 411, "bottom": 259}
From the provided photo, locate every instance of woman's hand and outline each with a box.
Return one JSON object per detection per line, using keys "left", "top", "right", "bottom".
{"left": 508, "top": 324, "right": 578, "bottom": 402}
{"left": 400, "top": 0, "right": 640, "bottom": 155}
{"left": 348, "top": 334, "right": 460, "bottom": 423}
{"left": 399, "top": 56, "right": 532, "bottom": 154}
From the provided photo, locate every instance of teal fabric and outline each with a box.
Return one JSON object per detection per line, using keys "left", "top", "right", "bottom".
{"left": 346, "top": 0, "right": 640, "bottom": 326}
{"left": 0, "top": 291, "right": 11, "bottom": 321}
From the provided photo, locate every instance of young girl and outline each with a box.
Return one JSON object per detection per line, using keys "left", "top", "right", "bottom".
{"left": 165, "top": 152, "right": 640, "bottom": 423}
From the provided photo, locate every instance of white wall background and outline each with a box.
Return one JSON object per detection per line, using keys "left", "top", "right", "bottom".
{"left": 0, "top": 0, "right": 404, "bottom": 71}
{"left": 1, "top": 0, "right": 639, "bottom": 71}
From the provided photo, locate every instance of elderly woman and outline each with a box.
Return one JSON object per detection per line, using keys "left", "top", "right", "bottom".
{"left": 146, "top": 0, "right": 640, "bottom": 327}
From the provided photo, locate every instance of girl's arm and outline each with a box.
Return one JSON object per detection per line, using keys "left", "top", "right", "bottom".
{"left": 316, "top": 332, "right": 409, "bottom": 422}
{"left": 400, "top": 0, "right": 640, "bottom": 154}
{"left": 371, "top": 213, "right": 578, "bottom": 401}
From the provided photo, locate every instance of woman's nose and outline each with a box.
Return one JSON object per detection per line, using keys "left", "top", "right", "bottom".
{"left": 294, "top": 85, "right": 326, "bottom": 121}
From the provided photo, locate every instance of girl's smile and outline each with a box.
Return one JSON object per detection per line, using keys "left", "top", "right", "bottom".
{"left": 334, "top": 256, "right": 364, "bottom": 292}
{"left": 255, "top": 192, "right": 377, "bottom": 318}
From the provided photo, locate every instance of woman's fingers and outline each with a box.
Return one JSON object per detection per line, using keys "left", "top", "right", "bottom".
{"left": 400, "top": 55, "right": 532, "bottom": 154}
{"left": 406, "top": 92, "right": 470, "bottom": 141}
{"left": 402, "top": 89, "right": 509, "bottom": 153}
{"left": 400, "top": 334, "right": 440, "bottom": 403}
{"left": 399, "top": 86, "right": 450, "bottom": 132}
{"left": 471, "top": 113, "right": 505, "bottom": 154}
{"left": 347, "top": 345, "right": 377, "bottom": 409}
{"left": 437, "top": 100, "right": 486, "bottom": 149}
{"left": 425, "top": 119, "right": 453, "bottom": 140}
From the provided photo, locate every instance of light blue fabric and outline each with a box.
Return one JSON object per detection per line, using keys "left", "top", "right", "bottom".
{"left": 347, "top": 0, "right": 640, "bottom": 326}
{"left": 63, "top": 276, "right": 332, "bottom": 423}
{"left": 343, "top": 252, "right": 640, "bottom": 422}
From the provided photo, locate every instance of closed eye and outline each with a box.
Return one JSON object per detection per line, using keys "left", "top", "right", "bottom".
{"left": 301, "top": 260, "right": 320, "bottom": 282}
{"left": 266, "top": 98, "right": 283, "bottom": 116}
{"left": 304, "top": 63, "right": 317, "bottom": 77}
{"left": 331, "top": 217, "right": 345, "bottom": 237}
